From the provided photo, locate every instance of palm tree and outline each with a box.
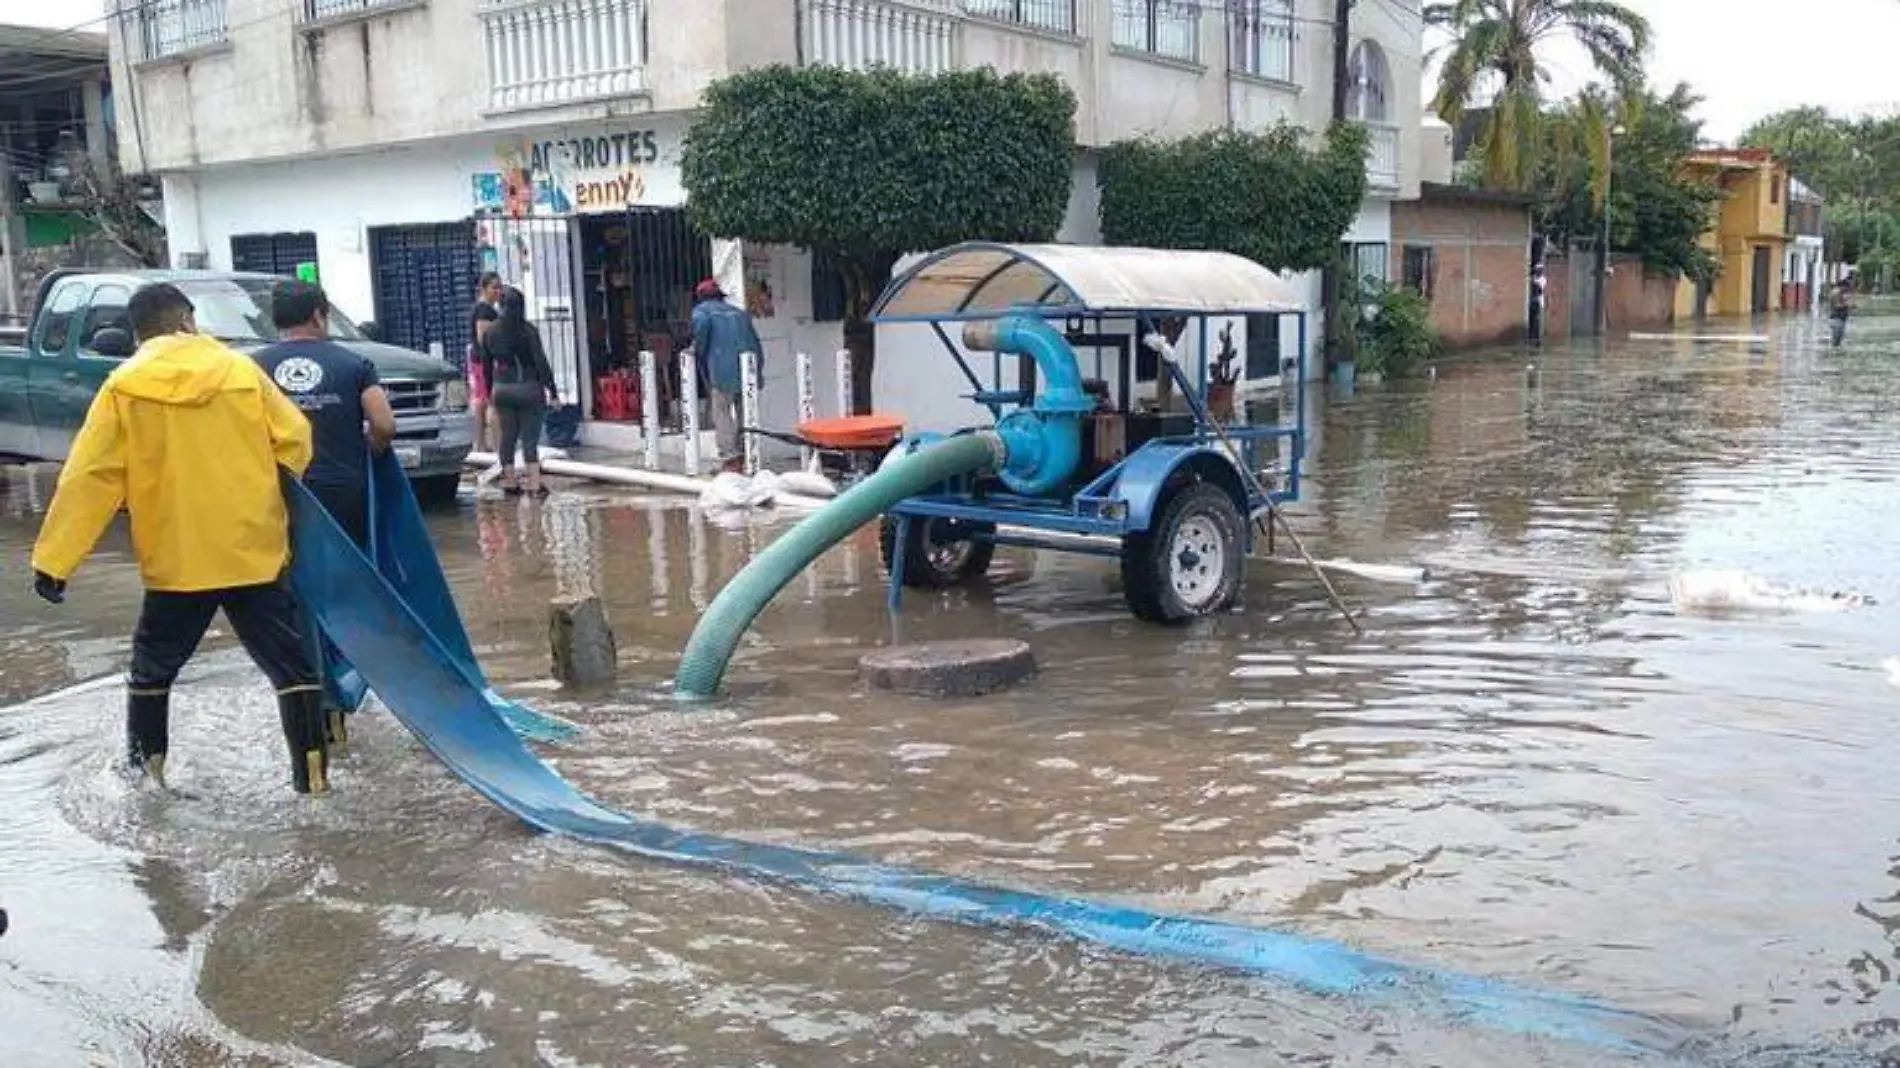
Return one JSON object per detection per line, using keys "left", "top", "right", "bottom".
{"left": 1427, "top": 0, "right": 1651, "bottom": 191}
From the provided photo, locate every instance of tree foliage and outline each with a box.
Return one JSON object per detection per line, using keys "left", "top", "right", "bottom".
{"left": 681, "top": 65, "right": 1076, "bottom": 407}
{"left": 1537, "top": 83, "right": 1720, "bottom": 283}
{"left": 1097, "top": 124, "right": 1370, "bottom": 273}
{"left": 1740, "top": 107, "right": 1900, "bottom": 280}
{"left": 1427, "top": 0, "right": 1651, "bottom": 190}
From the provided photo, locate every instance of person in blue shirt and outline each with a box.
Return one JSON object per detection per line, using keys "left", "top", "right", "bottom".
{"left": 689, "top": 278, "right": 763, "bottom": 473}
{"left": 255, "top": 280, "right": 397, "bottom": 752}
{"left": 255, "top": 281, "right": 397, "bottom": 546}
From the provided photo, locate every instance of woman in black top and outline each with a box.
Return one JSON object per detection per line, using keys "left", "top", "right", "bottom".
{"left": 479, "top": 287, "right": 560, "bottom": 496}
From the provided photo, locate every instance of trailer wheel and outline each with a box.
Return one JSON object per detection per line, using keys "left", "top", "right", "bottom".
{"left": 880, "top": 516, "right": 997, "bottom": 589}
{"left": 1122, "top": 482, "right": 1244, "bottom": 623}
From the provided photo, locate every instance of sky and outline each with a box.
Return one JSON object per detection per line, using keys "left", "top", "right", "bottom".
{"left": 3, "top": 0, "right": 1897, "bottom": 144}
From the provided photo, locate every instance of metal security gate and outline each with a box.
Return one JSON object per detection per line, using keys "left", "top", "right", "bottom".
{"left": 475, "top": 215, "right": 584, "bottom": 407}
{"left": 231, "top": 231, "right": 318, "bottom": 277}
{"left": 368, "top": 223, "right": 481, "bottom": 362}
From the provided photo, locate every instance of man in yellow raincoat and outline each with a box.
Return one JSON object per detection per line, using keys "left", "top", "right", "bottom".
{"left": 29, "top": 282, "right": 333, "bottom": 796}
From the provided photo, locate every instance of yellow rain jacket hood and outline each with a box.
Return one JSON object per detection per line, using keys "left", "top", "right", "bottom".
{"left": 31, "top": 333, "right": 313, "bottom": 592}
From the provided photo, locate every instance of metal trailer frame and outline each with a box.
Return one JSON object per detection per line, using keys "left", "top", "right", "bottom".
{"left": 867, "top": 242, "right": 1311, "bottom": 613}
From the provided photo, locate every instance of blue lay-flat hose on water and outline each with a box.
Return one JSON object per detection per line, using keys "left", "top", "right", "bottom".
{"left": 310, "top": 451, "right": 577, "bottom": 743}
{"left": 282, "top": 479, "right": 1678, "bottom": 1054}
{"left": 674, "top": 432, "right": 1005, "bottom": 699}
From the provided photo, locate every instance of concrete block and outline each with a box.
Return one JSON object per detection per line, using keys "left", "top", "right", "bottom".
{"left": 549, "top": 596, "right": 617, "bottom": 688}
{"left": 859, "top": 639, "right": 1036, "bottom": 699}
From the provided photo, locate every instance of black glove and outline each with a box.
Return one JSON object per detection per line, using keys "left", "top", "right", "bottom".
{"left": 33, "top": 571, "right": 66, "bottom": 605}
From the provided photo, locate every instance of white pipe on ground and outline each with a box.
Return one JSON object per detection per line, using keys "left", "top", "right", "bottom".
{"left": 464, "top": 453, "right": 832, "bottom": 511}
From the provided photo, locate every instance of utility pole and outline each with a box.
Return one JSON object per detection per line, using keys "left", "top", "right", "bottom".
{"left": 1322, "top": 0, "right": 1355, "bottom": 372}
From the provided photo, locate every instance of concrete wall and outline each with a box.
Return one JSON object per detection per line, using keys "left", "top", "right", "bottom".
{"left": 1391, "top": 193, "right": 1530, "bottom": 349}
{"left": 1544, "top": 251, "right": 1676, "bottom": 340}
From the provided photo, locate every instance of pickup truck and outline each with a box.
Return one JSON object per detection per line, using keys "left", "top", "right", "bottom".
{"left": 0, "top": 269, "right": 473, "bottom": 505}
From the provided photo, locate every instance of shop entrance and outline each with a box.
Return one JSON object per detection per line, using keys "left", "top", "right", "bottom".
{"left": 577, "top": 208, "right": 713, "bottom": 424}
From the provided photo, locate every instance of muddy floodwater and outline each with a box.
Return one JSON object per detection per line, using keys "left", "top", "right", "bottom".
{"left": 3, "top": 311, "right": 1899, "bottom": 1067}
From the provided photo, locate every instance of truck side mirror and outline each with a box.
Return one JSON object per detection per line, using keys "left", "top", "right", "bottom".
{"left": 87, "top": 327, "right": 135, "bottom": 358}
{"left": 358, "top": 320, "right": 383, "bottom": 343}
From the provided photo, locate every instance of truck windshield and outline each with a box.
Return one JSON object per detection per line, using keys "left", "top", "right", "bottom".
{"left": 175, "top": 279, "right": 366, "bottom": 344}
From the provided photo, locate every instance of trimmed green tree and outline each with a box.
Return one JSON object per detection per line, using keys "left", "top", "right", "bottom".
{"left": 682, "top": 65, "right": 1076, "bottom": 410}
{"left": 1097, "top": 123, "right": 1370, "bottom": 273}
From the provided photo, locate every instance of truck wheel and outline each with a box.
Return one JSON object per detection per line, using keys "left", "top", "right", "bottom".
{"left": 880, "top": 516, "right": 996, "bottom": 589}
{"left": 1121, "top": 482, "right": 1243, "bottom": 623}
{"left": 413, "top": 474, "right": 463, "bottom": 510}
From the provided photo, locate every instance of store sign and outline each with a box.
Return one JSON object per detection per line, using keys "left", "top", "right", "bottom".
{"left": 476, "top": 126, "right": 674, "bottom": 216}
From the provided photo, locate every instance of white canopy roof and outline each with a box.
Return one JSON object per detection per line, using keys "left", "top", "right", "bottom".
{"left": 871, "top": 242, "right": 1309, "bottom": 321}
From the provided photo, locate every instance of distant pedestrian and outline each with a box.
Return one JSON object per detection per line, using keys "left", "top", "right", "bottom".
{"left": 256, "top": 280, "right": 398, "bottom": 751}
{"left": 478, "top": 286, "right": 560, "bottom": 497}
{"left": 469, "top": 273, "right": 503, "bottom": 452}
{"left": 30, "top": 283, "right": 332, "bottom": 795}
{"left": 690, "top": 278, "right": 762, "bottom": 474}
{"left": 1830, "top": 280, "right": 1853, "bottom": 348}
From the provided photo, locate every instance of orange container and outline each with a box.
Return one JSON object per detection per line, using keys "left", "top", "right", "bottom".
{"left": 797, "top": 415, "right": 905, "bottom": 450}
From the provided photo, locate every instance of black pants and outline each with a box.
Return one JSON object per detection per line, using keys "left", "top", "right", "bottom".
{"left": 126, "top": 580, "right": 319, "bottom": 764}
{"left": 308, "top": 480, "right": 369, "bottom": 549}
{"left": 492, "top": 381, "right": 546, "bottom": 467}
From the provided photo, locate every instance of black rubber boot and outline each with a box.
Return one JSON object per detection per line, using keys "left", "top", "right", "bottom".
{"left": 126, "top": 689, "right": 169, "bottom": 787}
{"left": 278, "top": 688, "right": 331, "bottom": 795}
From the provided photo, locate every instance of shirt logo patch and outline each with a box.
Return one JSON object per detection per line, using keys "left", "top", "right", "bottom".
{"left": 274, "top": 357, "right": 325, "bottom": 394}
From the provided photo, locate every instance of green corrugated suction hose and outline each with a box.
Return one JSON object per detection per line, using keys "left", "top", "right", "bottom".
{"left": 674, "top": 433, "right": 1002, "bottom": 698}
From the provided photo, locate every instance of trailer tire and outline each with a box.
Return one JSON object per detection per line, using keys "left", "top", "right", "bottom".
{"left": 880, "top": 516, "right": 996, "bottom": 589}
{"left": 1122, "top": 482, "right": 1243, "bottom": 623}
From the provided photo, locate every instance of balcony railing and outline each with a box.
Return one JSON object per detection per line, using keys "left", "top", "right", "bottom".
{"left": 960, "top": 0, "right": 1076, "bottom": 35}
{"left": 1229, "top": 0, "right": 1293, "bottom": 82}
{"left": 1365, "top": 122, "right": 1399, "bottom": 190}
{"left": 482, "top": 0, "right": 648, "bottom": 113}
{"left": 803, "top": 0, "right": 958, "bottom": 75}
{"left": 301, "top": 0, "right": 416, "bottom": 22}
{"left": 136, "top": 0, "right": 228, "bottom": 62}
{"left": 1112, "top": 0, "right": 1200, "bottom": 63}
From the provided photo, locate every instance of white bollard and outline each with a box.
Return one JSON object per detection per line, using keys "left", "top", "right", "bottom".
{"left": 741, "top": 350, "right": 761, "bottom": 477}
{"left": 795, "top": 351, "right": 817, "bottom": 473}
{"left": 834, "top": 348, "right": 855, "bottom": 417}
{"left": 638, "top": 350, "right": 660, "bottom": 470}
{"left": 680, "top": 350, "right": 702, "bottom": 476}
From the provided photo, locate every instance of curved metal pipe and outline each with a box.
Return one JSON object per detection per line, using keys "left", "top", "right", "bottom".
{"left": 963, "top": 315, "right": 1090, "bottom": 496}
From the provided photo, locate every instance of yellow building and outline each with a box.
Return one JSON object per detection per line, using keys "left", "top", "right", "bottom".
{"left": 1675, "top": 149, "right": 1792, "bottom": 319}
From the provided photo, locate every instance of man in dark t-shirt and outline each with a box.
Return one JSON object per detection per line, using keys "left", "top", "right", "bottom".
{"left": 255, "top": 281, "right": 396, "bottom": 546}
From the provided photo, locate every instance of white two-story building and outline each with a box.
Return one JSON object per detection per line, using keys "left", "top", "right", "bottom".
{"left": 109, "top": 0, "right": 1422, "bottom": 433}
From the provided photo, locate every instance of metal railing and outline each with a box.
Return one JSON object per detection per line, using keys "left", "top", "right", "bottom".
{"left": 803, "top": 0, "right": 958, "bottom": 75}
{"left": 482, "top": 0, "right": 649, "bottom": 112}
{"left": 1365, "top": 121, "right": 1400, "bottom": 190}
{"left": 301, "top": 0, "right": 417, "bottom": 22}
{"left": 1111, "top": 0, "right": 1200, "bottom": 63}
{"left": 959, "top": 0, "right": 1076, "bottom": 35}
{"left": 1229, "top": 0, "right": 1292, "bottom": 81}
{"left": 136, "top": 0, "right": 228, "bottom": 61}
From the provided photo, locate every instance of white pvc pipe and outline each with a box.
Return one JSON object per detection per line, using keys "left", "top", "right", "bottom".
{"left": 464, "top": 453, "right": 832, "bottom": 511}
{"left": 834, "top": 348, "right": 854, "bottom": 416}
{"left": 680, "top": 349, "right": 702, "bottom": 475}
{"left": 639, "top": 349, "right": 660, "bottom": 470}
{"left": 795, "top": 351, "right": 816, "bottom": 473}
{"left": 740, "top": 350, "right": 761, "bottom": 477}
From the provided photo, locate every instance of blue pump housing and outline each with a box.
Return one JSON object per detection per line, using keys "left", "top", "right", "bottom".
{"left": 962, "top": 314, "right": 1093, "bottom": 497}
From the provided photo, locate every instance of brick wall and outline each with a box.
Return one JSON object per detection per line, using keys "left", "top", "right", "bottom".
{"left": 1605, "top": 254, "right": 1678, "bottom": 332}
{"left": 1391, "top": 193, "right": 1532, "bottom": 349}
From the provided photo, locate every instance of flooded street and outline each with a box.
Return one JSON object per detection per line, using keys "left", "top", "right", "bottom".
{"left": 3, "top": 310, "right": 1899, "bottom": 1066}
